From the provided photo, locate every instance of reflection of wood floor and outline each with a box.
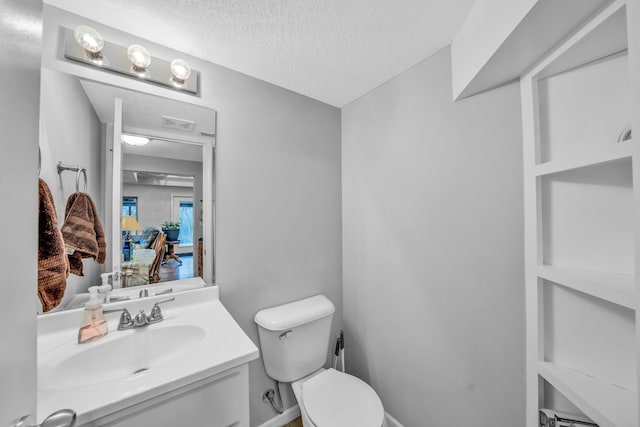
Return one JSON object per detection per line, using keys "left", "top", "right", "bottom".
{"left": 159, "top": 254, "right": 194, "bottom": 282}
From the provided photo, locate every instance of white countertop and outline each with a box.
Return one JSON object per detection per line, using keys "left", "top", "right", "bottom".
{"left": 37, "top": 286, "right": 259, "bottom": 424}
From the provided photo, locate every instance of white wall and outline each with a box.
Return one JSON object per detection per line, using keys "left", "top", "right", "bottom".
{"left": 41, "top": 6, "right": 342, "bottom": 425}
{"left": 39, "top": 67, "right": 104, "bottom": 310}
{"left": 341, "top": 47, "right": 525, "bottom": 426}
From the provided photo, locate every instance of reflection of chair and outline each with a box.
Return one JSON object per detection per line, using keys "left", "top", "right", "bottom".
{"left": 149, "top": 232, "right": 166, "bottom": 284}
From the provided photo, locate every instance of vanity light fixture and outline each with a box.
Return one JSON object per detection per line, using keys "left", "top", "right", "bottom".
{"left": 64, "top": 27, "right": 199, "bottom": 94}
{"left": 73, "top": 25, "right": 104, "bottom": 59}
{"left": 122, "top": 134, "right": 151, "bottom": 146}
{"left": 127, "top": 44, "right": 151, "bottom": 73}
{"left": 170, "top": 59, "right": 192, "bottom": 84}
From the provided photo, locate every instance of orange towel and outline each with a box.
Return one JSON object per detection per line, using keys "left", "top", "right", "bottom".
{"left": 38, "top": 178, "right": 69, "bottom": 312}
{"left": 61, "top": 192, "right": 106, "bottom": 276}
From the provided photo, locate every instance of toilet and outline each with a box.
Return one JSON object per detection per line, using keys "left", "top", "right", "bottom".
{"left": 254, "top": 295, "right": 385, "bottom": 427}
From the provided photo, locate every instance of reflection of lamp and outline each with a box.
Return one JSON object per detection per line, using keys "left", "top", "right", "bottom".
{"left": 122, "top": 215, "right": 142, "bottom": 237}
{"left": 121, "top": 216, "right": 141, "bottom": 263}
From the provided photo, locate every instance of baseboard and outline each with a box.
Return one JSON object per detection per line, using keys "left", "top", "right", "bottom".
{"left": 385, "top": 411, "right": 405, "bottom": 427}
{"left": 256, "top": 405, "right": 301, "bottom": 427}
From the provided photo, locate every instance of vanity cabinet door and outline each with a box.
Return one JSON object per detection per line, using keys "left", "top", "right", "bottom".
{"left": 91, "top": 365, "right": 249, "bottom": 427}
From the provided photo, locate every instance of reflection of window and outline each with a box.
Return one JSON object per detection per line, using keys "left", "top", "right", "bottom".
{"left": 179, "top": 201, "right": 193, "bottom": 246}
{"left": 122, "top": 196, "right": 138, "bottom": 219}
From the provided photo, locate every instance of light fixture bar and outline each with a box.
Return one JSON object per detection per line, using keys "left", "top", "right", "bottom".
{"left": 63, "top": 27, "right": 199, "bottom": 95}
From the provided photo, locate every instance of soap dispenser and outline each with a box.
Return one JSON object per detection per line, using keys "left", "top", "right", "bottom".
{"left": 78, "top": 287, "right": 108, "bottom": 344}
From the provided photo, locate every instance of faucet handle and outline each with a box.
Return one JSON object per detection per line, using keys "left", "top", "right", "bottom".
{"left": 134, "top": 310, "right": 149, "bottom": 327}
{"left": 104, "top": 308, "right": 134, "bottom": 330}
{"left": 148, "top": 297, "right": 175, "bottom": 324}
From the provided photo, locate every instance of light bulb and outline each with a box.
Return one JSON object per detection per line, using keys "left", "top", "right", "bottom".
{"left": 127, "top": 44, "right": 151, "bottom": 72}
{"left": 74, "top": 25, "right": 104, "bottom": 58}
{"left": 122, "top": 135, "right": 150, "bottom": 146}
{"left": 170, "top": 59, "right": 191, "bottom": 83}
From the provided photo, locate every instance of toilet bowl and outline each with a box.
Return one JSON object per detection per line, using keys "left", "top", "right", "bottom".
{"left": 254, "top": 295, "right": 385, "bottom": 427}
{"left": 292, "top": 368, "right": 385, "bottom": 427}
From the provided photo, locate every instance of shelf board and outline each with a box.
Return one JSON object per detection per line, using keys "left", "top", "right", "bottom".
{"left": 535, "top": 141, "right": 633, "bottom": 176}
{"left": 538, "top": 265, "right": 634, "bottom": 310}
{"left": 539, "top": 361, "right": 637, "bottom": 427}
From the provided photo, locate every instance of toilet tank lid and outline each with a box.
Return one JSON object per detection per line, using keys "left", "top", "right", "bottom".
{"left": 254, "top": 295, "right": 335, "bottom": 331}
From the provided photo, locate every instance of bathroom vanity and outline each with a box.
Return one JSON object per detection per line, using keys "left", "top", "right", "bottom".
{"left": 37, "top": 286, "right": 258, "bottom": 426}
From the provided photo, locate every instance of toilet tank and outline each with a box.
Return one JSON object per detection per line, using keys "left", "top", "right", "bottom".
{"left": 254, "top": 295, "right": 335, "bottom": 383}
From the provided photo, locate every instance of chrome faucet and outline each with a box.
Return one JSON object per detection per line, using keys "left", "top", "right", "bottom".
{"left": 104, "top": 297, "right": 175, "bottom": 330}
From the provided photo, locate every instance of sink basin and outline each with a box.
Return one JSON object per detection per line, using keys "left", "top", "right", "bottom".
{"left": 40, "top": 325, "right": 205, "bottom": 389}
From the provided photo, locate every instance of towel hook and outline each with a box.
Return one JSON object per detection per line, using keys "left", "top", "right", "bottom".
{"left": 76, "top": 168, "right": 87, "bottom": 193}
{"left": 57, "top": 161, "right": 88, "bottom": 193}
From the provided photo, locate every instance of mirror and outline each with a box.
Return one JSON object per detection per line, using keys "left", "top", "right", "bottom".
{"left": 38, "top": 68, "right": 215, "bottom": 313}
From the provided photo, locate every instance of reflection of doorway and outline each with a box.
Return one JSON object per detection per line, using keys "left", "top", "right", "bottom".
{"left": 172, "top": 195, "right": 193, "bottom": 254}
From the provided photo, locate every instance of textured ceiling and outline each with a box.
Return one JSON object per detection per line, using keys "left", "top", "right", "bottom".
{"left": 46, "top": 0, "right": 475, "bottom": 107}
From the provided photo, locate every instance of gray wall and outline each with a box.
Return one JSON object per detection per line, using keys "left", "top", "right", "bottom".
{"left": 42, "top": 6, "right": 342, "bottom": 426}
{"left": 215, "top": 62, "right": 343, "bottom": 424}
{"left": 341, "top": 47, "right": 525, "bottom": 427}
{"left": 0, "top": 0, "right": 41, "bottom": 422}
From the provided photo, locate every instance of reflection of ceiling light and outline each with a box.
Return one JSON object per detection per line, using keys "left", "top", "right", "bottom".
{"left": 74, "top": 25, "right": 104, "bottom": 58}
{"left": 122, "top": 134, "right": 150, "bottom": 146}
{"left": 170, "top": 59, "right": 191, "bottom": 84}
{"left": 127, "top": 44, "right": 151, "bottom": 72}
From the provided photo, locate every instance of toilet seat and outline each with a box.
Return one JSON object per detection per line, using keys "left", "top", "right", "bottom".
{"left": 301, "top": 369, "right": 384, "bottom": 427}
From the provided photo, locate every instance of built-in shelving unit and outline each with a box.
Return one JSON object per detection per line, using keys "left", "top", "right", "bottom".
{"left": 522, "top": 0, "right": 639, "bottom": 425}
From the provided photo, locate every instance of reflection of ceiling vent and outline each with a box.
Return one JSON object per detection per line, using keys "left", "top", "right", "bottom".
{"left": 161, "top": 115, "right": 196, "bottom": 132}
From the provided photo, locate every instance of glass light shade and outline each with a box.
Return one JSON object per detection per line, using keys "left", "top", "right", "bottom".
{"left": 121, "top": 215, "right": 142, "bottom": 232}
{"left": 74, "top": 25, "right": 104, "bottom": 54}
{"left": 127, "top": 44, "right": 151, "bottom": 70}
{"left": 122, "top": 134, "right": 150, "bottom": 146}
{"left": 170, "top": 59, "right": 191, "bottom": 82}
